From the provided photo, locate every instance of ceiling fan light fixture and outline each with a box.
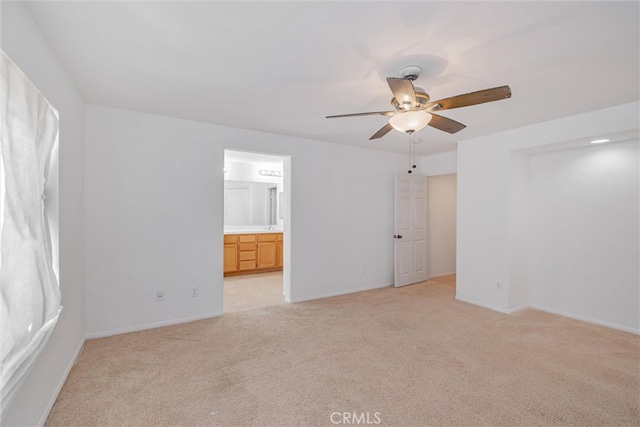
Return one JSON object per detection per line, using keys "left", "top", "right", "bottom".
{"left": 389, "top": 111, "right": 432, "bottom": 133}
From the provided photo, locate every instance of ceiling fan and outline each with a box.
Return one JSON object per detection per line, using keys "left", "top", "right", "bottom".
{"left": 326, "top": 66, "right": 512, "bottom": 140}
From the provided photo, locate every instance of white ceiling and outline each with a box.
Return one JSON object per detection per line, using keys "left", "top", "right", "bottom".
{"left": 24, "top": 1, "right": 639, "bottom": 156}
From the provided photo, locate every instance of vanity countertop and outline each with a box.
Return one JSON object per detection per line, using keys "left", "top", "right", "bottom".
{"left": 224, "top": 229, "right": 283, "bottom": 235}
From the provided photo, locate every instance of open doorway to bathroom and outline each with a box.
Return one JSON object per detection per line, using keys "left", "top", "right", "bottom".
{"left": 223, "top": 149, "right": 288, "bottom": 313}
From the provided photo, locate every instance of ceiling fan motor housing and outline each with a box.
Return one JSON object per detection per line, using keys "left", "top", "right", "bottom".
{"left": 391, "top": 66, "right": 430, "bottom": 110}
{"left": 391, "top": 88, "right": 430, "bottom": 110}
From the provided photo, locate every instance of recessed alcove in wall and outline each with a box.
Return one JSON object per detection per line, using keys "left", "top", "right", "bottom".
{"left": 456, "top": 99, "right": 640, "bottom": 334}
{"left": 508, "top": 132, "right": 639, "bottom": 331}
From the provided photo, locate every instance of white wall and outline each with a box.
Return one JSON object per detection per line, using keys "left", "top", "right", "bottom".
{"left": 507, "top": 152, "right": 530, "bottom": 310}
{"left": 456, "top": 101, "right": 639, "bottom": 333}
{"left": 427, "top": 174, "right": 457, "bottom": 277}
{"left": 224, "top": 159, "right": 283, "bottom": 184}
{"left": 1, "top": 2, "right": 86, "bottom": 425}
{"left": 528, "top": 140, "right": 639, "bottom": 331}
{"left": 420, "top": 150, "right": 457, "bottom": 175}
{"left": 84, "top": 105, "right": 408, "bottom": 336}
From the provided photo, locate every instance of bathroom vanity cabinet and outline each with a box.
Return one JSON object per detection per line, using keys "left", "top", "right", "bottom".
{"left": 224, "top": 232, "right": 283, "bottom": 276}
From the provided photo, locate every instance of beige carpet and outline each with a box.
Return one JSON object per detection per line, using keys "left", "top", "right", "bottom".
{"left": 224, "top": 271, "right": 284, "bottom": 313}
{"left": 46, "top": 276, "right": 639, "bottom": 426}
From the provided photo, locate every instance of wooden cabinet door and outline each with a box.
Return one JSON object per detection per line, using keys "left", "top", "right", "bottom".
{"left": 277, "top": 241, "right": 283, "bottom": 267}
{"left": 223, "top": 243, "right": 238, "bottom": 273}
{"left": 257, "top": 241, "right": 277, "bottom": 269}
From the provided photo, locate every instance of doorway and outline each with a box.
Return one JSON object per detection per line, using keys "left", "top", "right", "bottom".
{"left": 223, "top": 150, "right": 290, "bottom": 313}
{"left": 427, "top": 173, "right": 457, "bottom": 289}
{"left": 392, "top": 172, "right": 457, "bottom": 288}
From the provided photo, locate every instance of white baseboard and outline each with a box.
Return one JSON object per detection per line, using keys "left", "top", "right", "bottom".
{"left": 527, "top": 304, "right": 639, "bottom": 335}
{"left": 429, "top": 272, "right": 456, "bottom": 279}
{"left": 454, "top": 294, "right": 510, "bottom": 314}
{"left": 288, "top": 283, "right": 391, "bottom": 304}
{"left": 453, "top": 295, "right": 639, "bottom": 335}
{"left": 506, "top": 304, "right": 530, "bottom": 314}
{"left": 37, "top": 337, "right": 85, "bottom": 426}
{"left": 85, "top": 311, "right": 223, "bottom": 339}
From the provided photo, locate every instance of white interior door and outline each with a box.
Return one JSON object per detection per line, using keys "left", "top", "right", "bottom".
{"left": 394, "top": 173, "right": 429, "bottom": 287}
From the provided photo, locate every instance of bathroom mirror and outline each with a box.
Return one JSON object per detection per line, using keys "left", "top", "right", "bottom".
{"left": 224, "top": 180, "right": 282, "bottom": 227}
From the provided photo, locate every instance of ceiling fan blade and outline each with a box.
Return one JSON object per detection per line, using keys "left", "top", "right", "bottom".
{"left": 326, "top": 111, "right": 395, "bottom": 119}
{"left": 428, "top": 85, "right": 511, "bottom": 111}
{"left": 428, "top": 113, "right": 466, "bottom": 134}
{"left": 387, "top": 77, "right": 416, "bottom": 108}
{"left": 369, "top": 123, "right": 394, "bottom": 140}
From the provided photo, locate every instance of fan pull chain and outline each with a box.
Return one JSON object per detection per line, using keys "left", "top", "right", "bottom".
{"left": 412, "top": 136, "right": 417, "bottom": 170}
{"left": 407, "top": 133, "right": 417, "bottom": 174}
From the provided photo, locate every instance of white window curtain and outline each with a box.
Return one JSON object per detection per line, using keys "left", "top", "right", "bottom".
{"left": 0, "top": 50, "right": 62, "bottom": 417}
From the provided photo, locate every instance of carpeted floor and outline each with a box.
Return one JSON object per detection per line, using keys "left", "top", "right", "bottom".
{"left": 224, "top": 271, "right": 284, "bottom": 313}
{"left": 45, "top": 276, "right": 639, "bottom": 426}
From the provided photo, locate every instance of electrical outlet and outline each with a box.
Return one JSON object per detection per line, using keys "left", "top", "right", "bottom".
{"left": 156, "top": 291, "right": 164, "bottom": 302}
{"left": 496, "top": 282, "right": 502, "bottom": 290}
{"left": 191, "top": 287, "right": 198, "bottom": 297}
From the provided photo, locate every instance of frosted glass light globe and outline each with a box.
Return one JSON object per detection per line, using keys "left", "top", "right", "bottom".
{"left": 389, "top": 111, "right": 432, "bottom": 133}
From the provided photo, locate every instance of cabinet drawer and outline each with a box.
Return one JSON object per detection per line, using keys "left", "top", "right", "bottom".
{"left": 257, "top": 233, "right": 276, "bottom": 242}
{"left": 224, "top": 234, "right": 238, "bottom": 244}
{"left": 239, "top": 250, "right": 256, "bottom": 261}
{"left": 239, "top": 234, "right": 256, "bottom": 243}
{"left": 239, "top": 242, "right": 256, "bottom": 251}
{"left": 239, "top": 260, "right": 256, "bottom": 270}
